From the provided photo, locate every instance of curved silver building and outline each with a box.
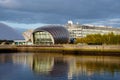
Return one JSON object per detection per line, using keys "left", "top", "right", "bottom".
{"left": 33, "top": 25, "right": 69, "bottom": 44}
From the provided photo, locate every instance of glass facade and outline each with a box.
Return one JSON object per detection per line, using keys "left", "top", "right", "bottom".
{"left": 33, "top": 25, "right": 69, "bottom": 44}
{"left": 34, "top": 31, "right": 54, "bottom": 45}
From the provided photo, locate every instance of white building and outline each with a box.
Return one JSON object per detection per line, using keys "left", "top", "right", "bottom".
{"left": 65, "top": 21, "right": 120, "bottom": 39}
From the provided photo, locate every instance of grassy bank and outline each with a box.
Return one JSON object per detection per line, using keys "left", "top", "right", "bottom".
{"left": 0, "top": 45, "right": 120, "bottom": 55}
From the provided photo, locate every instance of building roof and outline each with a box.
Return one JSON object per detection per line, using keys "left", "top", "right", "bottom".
{"left": 0, "top": 23, "right": 24, "bottom": 40}
{"left": 33, "top": 25, "right": 69, "bottom": 44}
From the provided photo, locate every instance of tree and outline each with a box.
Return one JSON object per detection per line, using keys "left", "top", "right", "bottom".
{"left": 75, "top": 32, "right": 120, "bottom": 45}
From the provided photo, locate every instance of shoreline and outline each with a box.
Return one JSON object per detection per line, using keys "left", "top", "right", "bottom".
{"left": 0, "top": 45, "right": 120, "bottom": 55}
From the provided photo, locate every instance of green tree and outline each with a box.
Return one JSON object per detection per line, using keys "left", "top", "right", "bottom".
{"left": 75, "top": 32, "right": 120, "bottom": 45}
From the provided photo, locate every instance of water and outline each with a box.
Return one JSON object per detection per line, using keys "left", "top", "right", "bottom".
{"left": 0, "top": 53, "right": 120, "bottom": 80}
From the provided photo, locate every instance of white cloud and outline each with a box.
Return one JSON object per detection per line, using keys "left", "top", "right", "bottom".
{"left": 89, "top": 18, "right": 120, "bottom": 27}
{"left": 0, "top": 0, "right": 20, "bottom": 8}
{"left": 0, "top": 21, "right": 48, "bottom": 29}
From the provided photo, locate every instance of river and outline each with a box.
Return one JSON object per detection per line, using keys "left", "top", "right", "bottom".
{"left": 0, "top": 53, "right": 120, "bottom": 80}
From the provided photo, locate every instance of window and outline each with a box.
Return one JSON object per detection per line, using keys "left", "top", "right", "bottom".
{"left": 34, "top": 32, "right": 54, "bottom": 45}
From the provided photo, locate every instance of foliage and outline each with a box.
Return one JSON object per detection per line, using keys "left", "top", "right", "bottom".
{"left": 75, "top": 32, "right": 120, "bottom": 45}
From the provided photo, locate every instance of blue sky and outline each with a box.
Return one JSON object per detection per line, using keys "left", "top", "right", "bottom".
{"left": 0, "top": 0, "right": 120, "bottom": 28}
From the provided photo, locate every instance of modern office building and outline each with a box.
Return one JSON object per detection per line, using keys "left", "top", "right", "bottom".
{"left": 65, "top": 21, "right": 120, "bottom": 39}
{"left": 32, "top": 25, "right": 69, "bottom": 45}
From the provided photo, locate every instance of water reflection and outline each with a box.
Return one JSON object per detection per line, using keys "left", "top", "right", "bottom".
{"left": 0, "top": 53, "right": 120, "bottom": 80}
{"left": 33, "top": 55, "right": 54, "bottom": 74}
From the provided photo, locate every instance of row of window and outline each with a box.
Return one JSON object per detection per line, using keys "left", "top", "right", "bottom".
{"left": 34, "top": 32, "right": 53, "bottom": 44}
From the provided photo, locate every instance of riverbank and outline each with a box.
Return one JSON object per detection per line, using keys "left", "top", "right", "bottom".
{"left": 0, "top": 45, "right": 120, "bottom": 55}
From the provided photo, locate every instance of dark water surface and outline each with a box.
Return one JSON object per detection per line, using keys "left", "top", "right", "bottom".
{"left": 0, "top": 53, "right": 120, "bottom": 80}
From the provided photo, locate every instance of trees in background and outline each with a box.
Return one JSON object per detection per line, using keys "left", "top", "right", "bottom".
{"left": 75, "top": 32, "right": 120, "bottom": 45}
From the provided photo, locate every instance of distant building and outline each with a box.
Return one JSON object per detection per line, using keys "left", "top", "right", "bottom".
{"left": 32, "top": 25, "right": 69, "bottom": 45}
{"left": 14, "top": 40, "right": 26, "bottom": 45}
{"left": 65, "top": 21, "right": 120, "bottom": 39}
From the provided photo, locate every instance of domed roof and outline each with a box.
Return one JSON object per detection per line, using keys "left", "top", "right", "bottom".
{"left": 33, "top": 25, "right": 69, "bottom": 44}
{"left": 0, "top": 23, "right": 23, "bottom": 40}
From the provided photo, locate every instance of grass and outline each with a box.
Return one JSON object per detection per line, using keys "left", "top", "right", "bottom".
{"left": 0, "top": 45, "right": 120, "bottom": 55}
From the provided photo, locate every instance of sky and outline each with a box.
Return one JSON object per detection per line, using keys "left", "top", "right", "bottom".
{"left": 0, "top": 0, "right": 120, "bottom": 29}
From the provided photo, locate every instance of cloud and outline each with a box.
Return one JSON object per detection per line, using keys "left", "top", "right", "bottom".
{"left": 88, "top": 18, "right": 120, "bottom": 27}
{"left": 0, "top": 8, "right": 70, "bottom": 24}
{"left": 0, "top": 0, "right": 120, "bottom": 26}
{"left": 0, "top": 0, "right": 20, "bottom": 9}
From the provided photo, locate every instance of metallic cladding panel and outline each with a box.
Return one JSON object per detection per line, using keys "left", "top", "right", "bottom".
{"left": 33, "top": 25, "right": 69, "bottom": 44}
